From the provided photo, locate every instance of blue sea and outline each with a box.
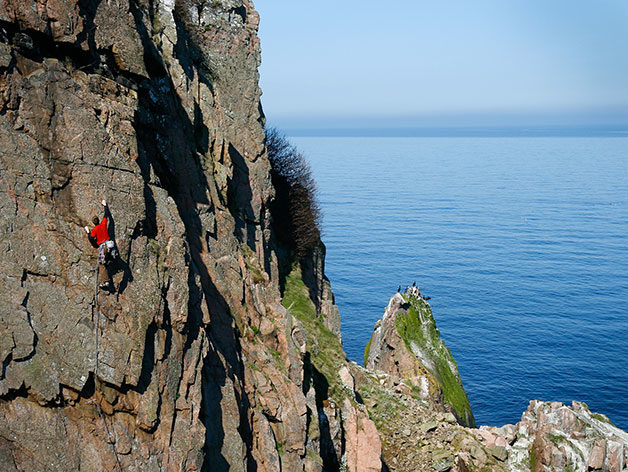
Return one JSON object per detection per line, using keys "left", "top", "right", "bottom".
{"left": 291, "top": 134, "right": 628, "bottom": 430}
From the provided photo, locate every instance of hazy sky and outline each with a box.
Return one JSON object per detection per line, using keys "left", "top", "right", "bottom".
{"left": 255, "top": 1, "right": 628, "bottom": 128}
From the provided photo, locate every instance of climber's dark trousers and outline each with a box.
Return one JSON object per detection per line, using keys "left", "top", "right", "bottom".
{"left": 98, "top": 262, "right": 113, "bottom": 288}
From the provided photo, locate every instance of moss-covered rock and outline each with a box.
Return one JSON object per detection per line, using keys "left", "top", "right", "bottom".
{"left": 281, "top": 265, "right": 383, "bottom": 471}
{"left": 365, "top": 291, "right": 475, "bottom": 427}
{"left": 282, "top": 266, "right": 348, "bottom": 403}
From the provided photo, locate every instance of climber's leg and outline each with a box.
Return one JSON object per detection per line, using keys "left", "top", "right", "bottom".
{"left": 98, "top": 263, "right": 114, "bottom": 292}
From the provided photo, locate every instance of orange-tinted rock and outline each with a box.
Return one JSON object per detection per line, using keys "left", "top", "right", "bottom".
{"left": 587, "top": 439, "right": 606, "bottom": 470}
{"left": 343, "top": 398, "right": 382, "bottom": 472}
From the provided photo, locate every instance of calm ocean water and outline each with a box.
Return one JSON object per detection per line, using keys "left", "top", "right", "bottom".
{"left": 291, "top": 136, "right": 628, "bottom": 429}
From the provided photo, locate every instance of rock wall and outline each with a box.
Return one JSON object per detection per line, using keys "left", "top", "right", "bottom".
{"left": 0, "top": 0, "right": 374, "bottom": 470}
{"left": 471, "top": 400, "right": 628, "bottom": 472}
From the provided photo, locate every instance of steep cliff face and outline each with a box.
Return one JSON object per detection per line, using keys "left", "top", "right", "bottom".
{"left": 0, "top": 1, "right": 374, "bottom": 470}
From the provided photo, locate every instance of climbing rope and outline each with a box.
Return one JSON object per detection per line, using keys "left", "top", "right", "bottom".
{"left": 92, "top": 260, "right": 123, "bottom": 472}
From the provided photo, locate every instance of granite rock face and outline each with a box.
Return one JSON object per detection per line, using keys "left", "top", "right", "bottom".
{"left": 2, "top": 0, "right": 626, "bottom": 470}
{"left": 0, "top": 1, "right": 369, "bottom": 470}
{"left": 462, "top": 400, "right": 628, "bottom": 472}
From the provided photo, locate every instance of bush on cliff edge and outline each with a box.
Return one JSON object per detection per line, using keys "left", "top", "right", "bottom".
{"left": 266, "top": 127, "right": 321, "bottom": 259}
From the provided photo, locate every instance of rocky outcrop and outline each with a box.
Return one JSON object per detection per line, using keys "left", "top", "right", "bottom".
{"left": 365, "top": 291, "right": 475, "bottom": 427}
{"left": 360, "top": 392, "right": 628, "bottom": 472}
{"left": 502, "top": 400, "right": 627, "bottom": 472}
{"left": 364, "top": 290, "right": 628, "bottom": 472}
{"left": 461, "top": 400, "right": 628, "bottom": 472}
{"left": 0, "top": 0, "right": 371, "bottom": 470}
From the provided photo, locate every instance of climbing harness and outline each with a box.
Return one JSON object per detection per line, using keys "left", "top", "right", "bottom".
{"left": 92, "top": 260, "right": 123, "bottom": 472}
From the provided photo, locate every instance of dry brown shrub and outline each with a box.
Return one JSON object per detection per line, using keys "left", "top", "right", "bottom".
{"left": 266, "top": 127, "right": 321, "bottom": 258}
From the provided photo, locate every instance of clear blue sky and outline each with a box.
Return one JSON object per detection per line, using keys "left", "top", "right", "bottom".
{"left": 255, "top": 1, "right": 628, "bottom": 129}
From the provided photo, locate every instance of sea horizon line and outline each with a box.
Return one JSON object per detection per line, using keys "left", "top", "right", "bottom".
{"left": 281, "top": 124, "right": 628, "bottom": 138}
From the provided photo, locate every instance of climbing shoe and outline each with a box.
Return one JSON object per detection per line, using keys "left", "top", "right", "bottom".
{"left": 99, "top": 282, "right": 113, "bottom": 291}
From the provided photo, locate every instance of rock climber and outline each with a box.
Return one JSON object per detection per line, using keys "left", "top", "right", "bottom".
{"left": 85, "top": 199, "right": 116, "bottom": 292}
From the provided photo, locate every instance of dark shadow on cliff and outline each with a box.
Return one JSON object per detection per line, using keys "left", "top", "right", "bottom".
{"left": 299, "top": 242, "right": 330, "bottom": 315}
{"left": 172, "top": 13, "right": 214, "bottom": 94}
{"left": 113, "top": 243, "right": 134, "bottom": 296}
{"left": 265, "top": 127, "right": 323, "bottom": 310}
{"left": 127, "top": 1, "right": 256, "bottom": 468}
{"left": 227, "top": 144, "right": 256, "bottom": 250}
{"left": 76, "top": 0, "right": 102, "bottom": 68}
{"left": 303, "top": 352, "right": 340, "bottom": 471}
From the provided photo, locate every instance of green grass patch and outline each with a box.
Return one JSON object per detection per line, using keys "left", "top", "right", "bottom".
{"left": 147, "top": 238, "right": 168, "bottom": 272}
{"left": 148, "top": 238, "right": 160, "bottom": 255}
{"left": 591, "top": 412, "right": 614, "bottom": 426}
{"left": 364, "top": 333, "right": 373, "bottom": 365}
{"left": 395, "top": 295, "right": 474, "bottom": 427}
{"left": 529, "top": 445, "right": 537, "bottom": 472}
{"left": 275, "top": 440, "right": 284, "bottom": 456}
{"left": 547, "top": 432, "right": 564, "bottom": 447}
{"left": 282, "top": 266, "right": 348, "bottom": 403}
{"left": 241, "top": 246, "right": 266, "bottom": 284}
{"left": 305, "top": 447, "right": 323, "bottom": 465}
{"left": 269, "top": 348, "right": 287, "bottom": 375}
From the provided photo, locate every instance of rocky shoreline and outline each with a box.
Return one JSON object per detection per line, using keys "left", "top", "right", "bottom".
{"left": 361, "top": 291, "right": 628, "bottom": 471}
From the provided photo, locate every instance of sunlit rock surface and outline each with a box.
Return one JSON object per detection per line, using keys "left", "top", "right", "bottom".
{"left": 365, "top": 292, "right": 475, "bottom": 427}
{"left": 364, "top": 291, "right": 628, "bottom": 472}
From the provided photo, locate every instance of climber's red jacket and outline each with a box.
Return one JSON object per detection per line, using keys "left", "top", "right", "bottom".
{"left": 90, "top": 218, "right": 110, "bottom": 245}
